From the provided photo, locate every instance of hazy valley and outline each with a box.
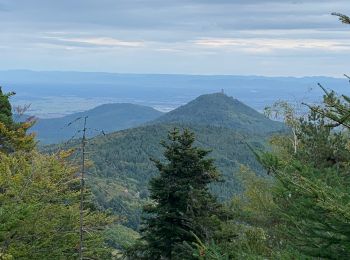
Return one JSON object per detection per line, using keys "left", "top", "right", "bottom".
{"left": 3, "top": 70, "right": 350, "bottom": 119}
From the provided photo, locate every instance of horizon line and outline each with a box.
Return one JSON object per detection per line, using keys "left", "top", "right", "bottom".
{"left": 0, "top": 69, "right": 346, "bottom": 80}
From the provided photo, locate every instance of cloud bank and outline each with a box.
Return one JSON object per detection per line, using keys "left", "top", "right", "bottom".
{"left": 0, "top": 0, "right": 349, "bottom": 76}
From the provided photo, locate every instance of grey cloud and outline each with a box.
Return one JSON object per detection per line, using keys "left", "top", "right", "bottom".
{"left": 0, "top": 0, "right": 350, "bottom": 76}
{"left": 1, "top": 0, "right": 349, "bottom": 32}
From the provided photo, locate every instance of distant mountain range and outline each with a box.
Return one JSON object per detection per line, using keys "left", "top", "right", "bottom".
{"left": 29, "top": 103, "right": 163, "bottom": 144}
{"left": 45, "top": 93, "right": 285, "bottom": 229}
{"left": 3, "top": 70, "right": 349, "bottom": 119}
{"left": 25, "top": 92, "right": 284, "bottom": 144}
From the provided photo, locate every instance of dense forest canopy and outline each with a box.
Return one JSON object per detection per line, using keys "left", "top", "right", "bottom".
{"left": 44, "top": 93, "right": 283, "bottom": 230}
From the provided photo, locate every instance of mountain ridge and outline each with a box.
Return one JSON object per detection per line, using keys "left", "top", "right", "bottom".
{"left": 30, "top": 103, "right": 163, "bottom": 144}
{"left": 153, "top": 92, "right": 284, "bottom": 134}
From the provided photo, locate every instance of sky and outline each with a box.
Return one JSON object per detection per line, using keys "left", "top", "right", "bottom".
{"left": 1, "top": 0, "right": 350, "bottom": 76}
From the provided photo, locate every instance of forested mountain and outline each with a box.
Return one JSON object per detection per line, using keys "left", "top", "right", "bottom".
{"left": 48, "top": 93, "right": 284, "bottom": 229}
{"left": 154, "top": 93, "right": 283, "bottom": 134}
{"left": 29, "top": 103, "right": 163, "bottom": 144}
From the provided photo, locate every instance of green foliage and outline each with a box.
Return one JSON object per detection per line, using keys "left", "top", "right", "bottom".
{"left": 193, "top": 167, "right": 305, "bottom": 259}
{"left": 0, "top": 90, "right": 124, "bottom": 258}
{"left": 193, "top": 234, "right": 229, "bottom": 260}
{"left": 264, "top": 100, "right": 301, "bottom": 154}
{"left": 192, "top": 94, "right": 350, "bottom": 258}
{"left": 332, "top": 12, "right": 350, "bottom": 25}
{"left": 104, "top": 224, "right": 140, "bottom": 249}
{"left": 0, "top": 87, "right": 35, "bottom": 153}
{"left": 258, "top": 99, "right": 350, "bottom": 258}
{"left": 128, "top": 129, "right": 227, "bottom": 259}
{"left": 0, "top": 87, "right": 14, "bottom": 127}
{"left": 103, "top": 224, "right": 140, "bottom": 258}
{"left": 155, "top": 93, "right": 284, "bottom": 135}
{"left": 273, "top": 165, "right": 350, "bottom": 258}
{"left": 296, "top": 111, "right": 350, "bottom": 169}
{"left": 44, "top": 93, "right": 283, "bottom": 231}
{"left": 0, "top": 149, "right": 115, "bottom": 259}
{"left": 56, "top": 123, "right": 268, "bottom": 230}
{"left": 307, "top": 84, "right": 350, "bottom": 129}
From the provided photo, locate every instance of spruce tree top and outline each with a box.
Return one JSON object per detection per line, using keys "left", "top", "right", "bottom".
{"left": 0, "top": 87, "right": 35, "bottom": 153}
{"left": 0, "top": 86, "right": 15, "bottom": 127}
{"left": 133, "top": 128, "right": 225, "bottom": 259}
{"left": 150, "top": 128, "right": 220, "bottom": 201}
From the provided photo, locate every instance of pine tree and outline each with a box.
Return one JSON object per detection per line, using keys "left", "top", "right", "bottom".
{"left": 129, "top": 128, "right": 225, "bottom": 259}
{"left": 0, "top": 87, "right": 35, "bottom": 153}
{"left": 0, "top": 87, "right": 14, "bottom": 127}
{"left": 257, "top": 106, "right": 350, "bottom": 259}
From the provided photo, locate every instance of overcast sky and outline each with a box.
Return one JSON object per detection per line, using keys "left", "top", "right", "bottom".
{"left": 1, "top": 0, "right": 350, "bottom": 76}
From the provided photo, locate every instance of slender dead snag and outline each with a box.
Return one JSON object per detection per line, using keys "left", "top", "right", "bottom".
{"left": 79, "top": 116, "right": 88, "bottom": 260}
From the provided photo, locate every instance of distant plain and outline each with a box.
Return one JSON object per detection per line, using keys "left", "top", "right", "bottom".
{"left": 2, "top": 70, "right": 350, "bottom": 118}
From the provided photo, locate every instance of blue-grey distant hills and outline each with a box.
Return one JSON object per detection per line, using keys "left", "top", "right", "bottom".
{"left": 29, "top": 103, "right": 163, "bottom": 144}
{"left": 2, "top": 70, "right": 350, "bottom": 119}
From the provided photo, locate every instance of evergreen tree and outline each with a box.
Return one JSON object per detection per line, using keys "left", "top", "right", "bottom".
{"left": 0, "top": 150, "right": 116, "bottom": 259}
{"left": 0, "top": 88, "right": 116, "bottom": 258}
{"left": 129, "top": 128, "right": 226, "bottom": 259}
{"left": 251, "top": 15, "right": 350, "bottom": 258}
{"left": 0, "top": 87, "right": 14, "bottom": 127}
{"left": 0, "top": 87, "right": 35, "bottom": 153}
{"left": 257, "top": 105, "right": 350, "bottom": 259}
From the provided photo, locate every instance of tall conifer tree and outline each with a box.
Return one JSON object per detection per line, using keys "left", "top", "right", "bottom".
{"left": 0, "top": 87, "right": 35, "bottom": 153}
{"left": 130, "top": 128, "right": 225, "bottom": 259}
{"left": 0, "top": 87, "right": 14, "bottom": 127}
